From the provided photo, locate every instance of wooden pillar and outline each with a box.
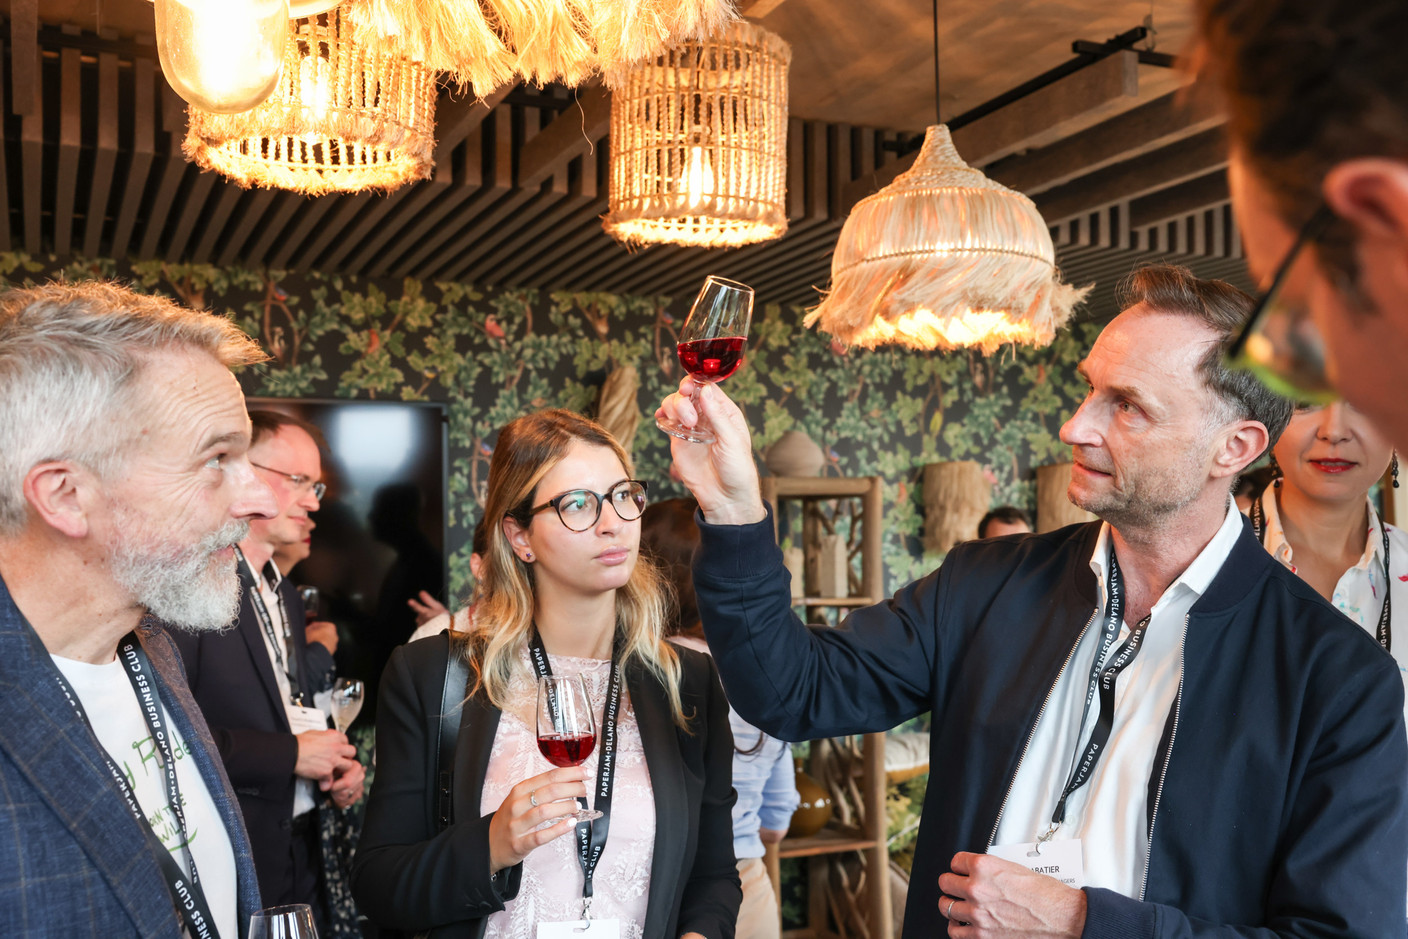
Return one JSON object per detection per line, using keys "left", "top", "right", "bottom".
{"left": 1035, "top": 462, "right": 1096, "bottom": 533}
{"left": 922, "top": 461, "right": 991, "bottom": 553}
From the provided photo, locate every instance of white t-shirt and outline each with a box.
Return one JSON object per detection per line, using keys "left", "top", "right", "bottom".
{"left": 990, "top": 502, "right": 1244, "bottom": 896}
{"left": 53, "top": 653, "right": 239, "bottom": 939}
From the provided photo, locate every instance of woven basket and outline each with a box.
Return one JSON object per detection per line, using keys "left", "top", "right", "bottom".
{"left": 806, "top": 125, "right": 1089, "bottom": 353}
{"left": 184, "top": 5, "right": 436, "bottom": 196}
{"left": 603, "top": 20, "right": 790, "bottom": 248}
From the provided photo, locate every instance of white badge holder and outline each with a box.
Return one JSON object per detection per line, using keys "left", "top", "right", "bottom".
{"left": 538, "top": 919, "right": 622, "bottom": 938}
{"left": 988, "top": 838, "right": 1086, "bottom": 888}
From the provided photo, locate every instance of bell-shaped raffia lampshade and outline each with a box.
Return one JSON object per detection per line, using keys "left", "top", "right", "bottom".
{"left": 183, "top": 4, "right": 436, "bottom": 195}
{"left": 341, "top": 0, "right": 735, "bottom": 92}
{"left": 602, "top": 21, "right": 790, "bottom": 249}
{"left": 806, "top": 125, "right": 1090, "bottom": 353}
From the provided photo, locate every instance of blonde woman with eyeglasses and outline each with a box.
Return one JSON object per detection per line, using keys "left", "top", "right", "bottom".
{"left": 353, "top": 409, "right": 741, "bottom": 939}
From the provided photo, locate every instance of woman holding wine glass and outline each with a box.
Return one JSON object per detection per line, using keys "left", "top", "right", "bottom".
{"left": 353, "top": 408, "right": 741, "bottom": 939}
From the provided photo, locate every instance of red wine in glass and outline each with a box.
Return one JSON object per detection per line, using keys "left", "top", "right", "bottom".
{"left": 535, "top": 674, "right": 604, "bottom": 823}
{"left": 678, "top": 336, "right": 746, "bottom": 382}
{"left": 538, "top": 731, "right": 597, "bottom": 767}
{"left": 657, "top": 275, "right": 754, "bottom": 445}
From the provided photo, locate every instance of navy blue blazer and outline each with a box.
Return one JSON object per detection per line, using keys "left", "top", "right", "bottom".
{"left": 0, "top": 572, "right": 262, "bottom": 937}
{"left": 169, "top": 561, "right": 333, "bottom": 907}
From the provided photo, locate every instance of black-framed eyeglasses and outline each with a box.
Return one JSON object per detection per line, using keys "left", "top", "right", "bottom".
{"left": 252, "top": 462, "right": 327, "bottom": 500}
{"left": 1225, "top": 204, "right": 1338, "bottom": 404}
{"left": 528, "top": 479, "right": 648, "bottom": 532}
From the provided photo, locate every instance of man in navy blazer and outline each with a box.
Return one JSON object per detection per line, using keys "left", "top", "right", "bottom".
{"left": 172, "top": 411, "right": 364, "bottom": 929}
{"left": 0, "top": 281, "right": 279, "bottom": 937}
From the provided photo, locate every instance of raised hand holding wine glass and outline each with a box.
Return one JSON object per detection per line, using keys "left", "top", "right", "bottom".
{"left": 536, "top": 674, "right": 604, "bottom": 825}
{"left": 656, "top": 275, "right": 754, "bottom": 445}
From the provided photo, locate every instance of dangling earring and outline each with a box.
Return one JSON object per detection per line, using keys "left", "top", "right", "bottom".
{"left": 1269, "top": 452, "right": 1282, "bottom": 482}
{"left": 1393, "top": 452, "right": 1400, "bottom": 489}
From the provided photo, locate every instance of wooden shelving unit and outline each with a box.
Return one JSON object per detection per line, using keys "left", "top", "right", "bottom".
{"left": 761, "top": 475, "right": 892, "bottom": 939}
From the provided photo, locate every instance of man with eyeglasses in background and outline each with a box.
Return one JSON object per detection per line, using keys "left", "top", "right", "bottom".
{"left": 1195, "top": 0, "right": 1408, "bottom": 444}
{"left": 171, "top": 410, "right": 364, "bottom": 935}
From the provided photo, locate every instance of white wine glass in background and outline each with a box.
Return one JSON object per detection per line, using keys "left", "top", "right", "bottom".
{"left": 330, "top": 678, "right": 364, "bottom": 734}
{"left": 248, "top": 903, "right": 318, "bottom": 939}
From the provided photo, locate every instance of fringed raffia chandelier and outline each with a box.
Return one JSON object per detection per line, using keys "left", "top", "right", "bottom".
{"left": 342, "top": 0, "right": 736, "bottom": 92}
{"left": 807, "top": 0, "right": 1087, "bottom": 353}
{"left": 602, "top": 21, "right": 791, "bottom": 248}
{"left": 184, "top": 4, "right": 437, "bottom": 195}
{"left": 806, "top": 125, "right": 1089, "bottom": 353}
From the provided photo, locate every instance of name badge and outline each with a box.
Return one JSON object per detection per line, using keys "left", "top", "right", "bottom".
{"left": 988, "top": 839, "right": 1085, "bottom": 887}
{"left": 538, "top": 919, "right": 622, "bottom": 939}
{"left": 285, "top": 704, "right": 331, "bottom": 735}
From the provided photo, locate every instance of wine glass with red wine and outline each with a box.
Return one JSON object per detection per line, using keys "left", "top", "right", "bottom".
{"left": 535, "top": 674, "right": 603, "bottom": 824}
{"left": 656, "top": 275, "right": 755, "bottom": 444}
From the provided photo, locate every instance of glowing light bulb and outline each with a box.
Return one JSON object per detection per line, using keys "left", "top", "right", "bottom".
{"left": 684, "top": 145, "right": 715, "bottom": 210}
{"left": 155, "top": 0, "right": 289, "bottom": 113}
{"left": 298, "top": 52, "right": 332, "bottom": 140}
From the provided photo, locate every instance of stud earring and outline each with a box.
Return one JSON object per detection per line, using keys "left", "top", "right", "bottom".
{"left": 523, "top": 551, "right": 534, "bottom": 562}
{"left": 1393, "top": 452, "right": 1400, "bottom": 489}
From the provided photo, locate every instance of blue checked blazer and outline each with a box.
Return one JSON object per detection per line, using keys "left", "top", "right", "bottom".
{"left": 0, "top": 572, "right": 262, "bottom": 937}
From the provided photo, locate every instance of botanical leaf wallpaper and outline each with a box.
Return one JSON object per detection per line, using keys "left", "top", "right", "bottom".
{"left": 11, "top": 251, "right": 1103, "bottom": 606}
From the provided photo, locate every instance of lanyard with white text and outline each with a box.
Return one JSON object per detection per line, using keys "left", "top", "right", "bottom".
{"left": 52, "top": 632, "right": 222, "bottom": 939}
{"left": 1041, "top": 544, "right": 1151, "bottom": 843}
{"left": 527, "top": 629, "right": 622, "bottom": 920}
{"left": 1252, "top": 492, "right": 1392, "bottom": 651}
{"left": 235, "top": 547, "right": 305, "bottom": 705}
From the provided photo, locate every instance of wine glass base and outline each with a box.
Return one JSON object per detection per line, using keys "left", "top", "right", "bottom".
{"left": 656, "top": 416, "right": 715, "bottom": 445}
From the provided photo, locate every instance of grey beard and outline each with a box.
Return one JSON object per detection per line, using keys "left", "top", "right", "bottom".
{"left": 111, "top": 519, "right": 249, "bottom": 632}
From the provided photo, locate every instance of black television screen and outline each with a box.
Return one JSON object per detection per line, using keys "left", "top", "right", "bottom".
{"left": 247, "top": 397, "right": 447, "bottom": 719}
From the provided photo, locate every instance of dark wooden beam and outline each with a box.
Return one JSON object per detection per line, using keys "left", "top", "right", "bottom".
{"left": 111, "top": 56, "right": 157, "bottom": 260}
{"left": 517, "top": 85, "right": 611, "bottom": 189}
{"left": 164, "top": 169, "right": 217, "bottom": 263}
{"left": 268, "top": 194, "right": 339, "bottom": 269}
{"left": 53, "top": 32, "right": 82, "bottom": 256}
{"left": 290, "top": 192, "right": 375, "bottom": 270}
{"left": 988, "top": 87, "right": 1224, "bottom": 197}
{"left": 191, "top": 182, "right": 247, "bottom": 263}
{"left": 217, "top": 188, "right": 278, "bottom": 267}
{"left": 82, "top": 33, "right": 120, "bottom": 259}
{"left": 1127, "top": 169, "right": 1229, "bottom": 229}
{"left": 18, "top": 29, "right": 42, "bottom": 253}
{"left": 243, "top": 192, "right": 309, "bottom": 268}
{"left": 138, "top": 85, "right": 193, "bottom": 258}
{"left": 1033, "top": 127, "right": 1228, "bottom": 223}
{"left": 435, "top": 84, "right": 513, "bottom": 156}
{"left": 9, "top": 0, "right": 38, "bottom": 118}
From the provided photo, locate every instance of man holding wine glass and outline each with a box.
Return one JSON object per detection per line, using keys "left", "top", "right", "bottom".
{"left": 657, "top": 265, "right": 1408, "bottom": 938}
{"left": 171, "top": 410, "right": 365, "bottom": 935}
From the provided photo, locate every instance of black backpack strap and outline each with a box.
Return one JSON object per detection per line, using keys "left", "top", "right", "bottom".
{"left": 436, "top": 635, "right": 470, "bottom": 832}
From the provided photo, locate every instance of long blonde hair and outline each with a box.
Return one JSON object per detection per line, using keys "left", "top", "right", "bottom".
{"left": 453, "top": 409, "right": 687, "bottom": 726}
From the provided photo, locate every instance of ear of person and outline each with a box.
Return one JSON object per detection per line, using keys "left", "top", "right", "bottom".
{"left": 22, "top": 461, "right": 92, "bottom": 538}
{"left": 1323, "top": 159, "right": 1408, "bottom": 245}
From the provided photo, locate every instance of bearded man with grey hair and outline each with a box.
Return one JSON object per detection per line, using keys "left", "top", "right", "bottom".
{"left": 0, "top": 281, "right": 278, "bottom": 938}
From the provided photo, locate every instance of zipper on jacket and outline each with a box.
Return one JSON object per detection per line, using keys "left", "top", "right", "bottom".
{"left": 987, "top": 605, "right": 1101, "bottom": 847}
{"left": 1137, "top": 612, "right": 1188, "bottom": 902}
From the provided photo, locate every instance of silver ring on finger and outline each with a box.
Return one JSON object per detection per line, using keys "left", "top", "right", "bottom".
{"left": 944, "top": 896, "right": 957, "bottom": 919}
{"left": 529, "top": 789, "right": 540, "bottom": 808}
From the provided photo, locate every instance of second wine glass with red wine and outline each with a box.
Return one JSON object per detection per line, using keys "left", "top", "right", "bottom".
{"left": 535, "top": 674, "right": 603, "bottom": 824}
{"left": 656, "top": 275, "right": 755, "bottom": 444}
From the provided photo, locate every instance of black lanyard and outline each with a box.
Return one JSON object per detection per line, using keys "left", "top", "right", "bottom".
{"left": 526, "top": 629, "right": 622, "bottom": 920}
{"left": 236, "top": 548, "right": 304, "bottom": 706}
{"left": 1252, "top": 491, "right": 1393, "bottom": 651}
{"left": 1043, "top": 544, "right": 1151, "bottom": 841}
{"left": 53, "top": 633, "right": 222, "bottom": 939}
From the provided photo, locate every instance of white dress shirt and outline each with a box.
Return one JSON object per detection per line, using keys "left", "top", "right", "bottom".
{"left": 254, "top": 562, "right": 316, "bottom": 818}
{"left": 990, "top": 501, "right": 1244, "bottom": 896}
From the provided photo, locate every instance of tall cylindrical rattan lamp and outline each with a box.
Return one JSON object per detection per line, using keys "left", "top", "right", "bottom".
{"left": 603, "top": 21, "right": 791, "bottom": 249}
{"left": 184, "top": 4, "right": 436, "bottom": 195}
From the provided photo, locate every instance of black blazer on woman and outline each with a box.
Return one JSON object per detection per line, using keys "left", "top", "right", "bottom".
{"left": 352, "top": 632, "right": 742, "bottom": 939}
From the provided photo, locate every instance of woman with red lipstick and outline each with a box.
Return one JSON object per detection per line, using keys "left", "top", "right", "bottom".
{"left": 1252, "top": 400, "right": 1407, "bottom": 664}
{"left": 353, "top": 409, "right": 740, "bottom": 939}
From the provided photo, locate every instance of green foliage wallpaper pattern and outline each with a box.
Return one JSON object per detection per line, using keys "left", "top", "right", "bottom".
{"left": 7, "top": 252, "right": 1102, "bottom": 603}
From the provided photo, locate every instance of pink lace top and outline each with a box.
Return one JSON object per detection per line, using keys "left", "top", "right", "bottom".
{"left": 480, "top": 649, "right": 656, "bottom": 939}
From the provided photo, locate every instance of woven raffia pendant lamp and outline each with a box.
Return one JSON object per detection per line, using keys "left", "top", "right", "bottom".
{"left": 602, "top": 20, "right": 791, "bottom": 248}
{"left": 184, "top": 3, "right": 436, "bottom": 195}
{"left": 805, "top": 125, "right": 1089, "bottom": 353}
{"left": 806, "top": 0, "right": 1087, "bottom": 354}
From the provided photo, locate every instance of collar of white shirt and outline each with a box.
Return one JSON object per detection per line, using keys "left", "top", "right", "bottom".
{"left": 1088, "top": 499, "right": 1246, "bottom": 618}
